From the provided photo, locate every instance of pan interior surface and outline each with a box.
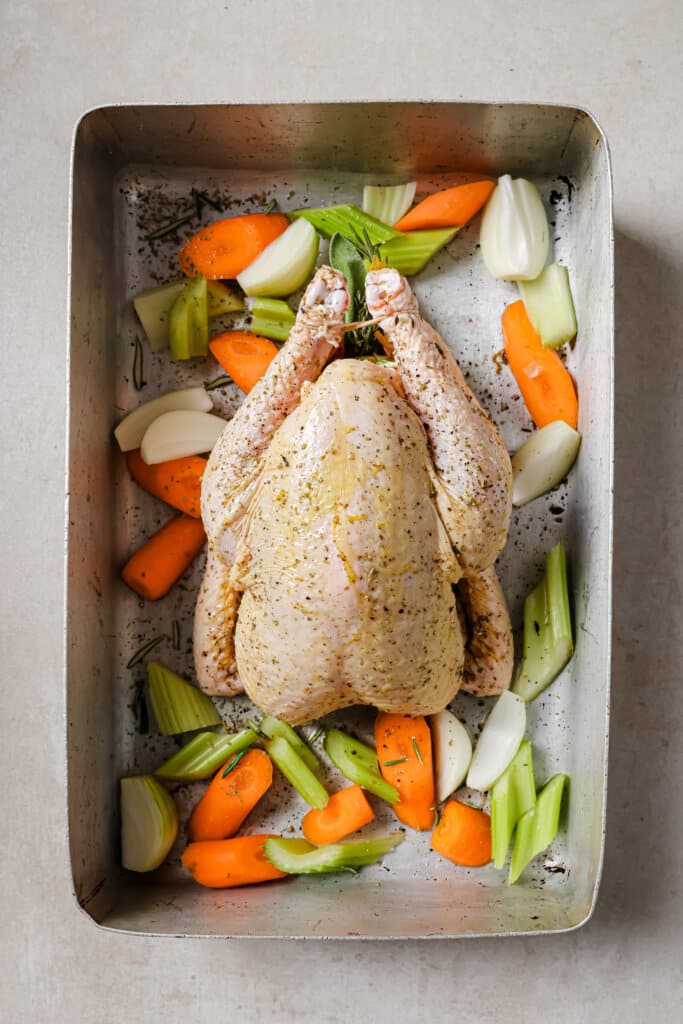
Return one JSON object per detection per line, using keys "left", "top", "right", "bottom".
{"left": 67, "top": 102, "right": 612, "bottom": 938}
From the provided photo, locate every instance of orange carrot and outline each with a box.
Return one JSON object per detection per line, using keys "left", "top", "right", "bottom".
{"left": 181, "top": 835, "right": 287, "bottom": 889}
{"left": 431, "top": 800, "right": 492, "bottom": 867}
{"left": 375, "top": 713, "right": 435, "bottom": 831}
{"left": 302, "top": 785, "right": 375, "bottom": 845}
{"left": 209, "top": 331, "right": 279, "bottom": 393}
{"left": 186, "top": 749, "right": 273, "bottom": 842}
{"left": 121, "top": 514, "right": 206, "bottom": 601}
{"left": 126, "top": 449, "right": 206, "bottom": 518}
{"left": 179, "top": 213, "right": 290, "bottom": 280}
{"left": 394, "top": 181, "right": 494, "bottom": 232}
{"left": 502, "top": 301, "right": 578, "bottom": 429}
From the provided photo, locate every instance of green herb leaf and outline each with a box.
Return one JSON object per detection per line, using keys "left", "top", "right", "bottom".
{"left": 133, "top": 338, "right": 145, "bottom": 391}
{"left": 171, "top": 620, "right": 180, "bottom": 650}
{"left": 221, "top": 748, "right": 252, "bottom": 778}
{"left": 204, "top": 374, "right": 233, "bottom": 391}
{"left": 309, "top": 727, "right": 324, "bottom": 744}
{"left": 412, "top": 738, "right": 423, "bottom": 764}
{"left": 383, "top": 756, "right": 407, "bottom": 767}
{"left": 135, "top": 682, "right": 149, "bottom": 735}
{"left": 126, "top": 635, "right": 164, "bottom": 669}
{"left": 145, "top": 210, "right": 196, "bottom": 242}
{"left": 263, "top": 198, "right": 277, "bottom": 215}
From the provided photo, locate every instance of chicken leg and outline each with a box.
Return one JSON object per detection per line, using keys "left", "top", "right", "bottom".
{"left": 194, "top": 267, "right": 350, "bottom": 694}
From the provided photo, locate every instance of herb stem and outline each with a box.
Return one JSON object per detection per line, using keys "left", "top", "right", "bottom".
{"left": 126, "top": 635, "right": 164, "bottom": 669}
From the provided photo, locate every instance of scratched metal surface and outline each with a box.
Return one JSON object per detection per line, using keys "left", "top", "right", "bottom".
{"left": 66, "top": 103, "right": 613, "bottom": 938}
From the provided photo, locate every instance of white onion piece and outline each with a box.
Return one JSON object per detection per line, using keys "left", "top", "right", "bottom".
{"left": 237, "top": 218, "right": 319, "bottom": 297}
{"left": 121, "top": 775, "right": 178, "bottom": 872}
{"left": 114, "top": 387, "right": 213, "bottom": 452}
{"left": 512, "top": 421, "right": 581, "bottom": 507}
{"left": 466, "top": 691, "right": 527, "bottom": 791}
{"left": 480, "top": 175, "right": 549, "bottom": 281}
{"left": 140, "top": 410, "right": 226, "bottom": 464}
{"left": 429, "top": 709, "right": 472, "bottom": 804}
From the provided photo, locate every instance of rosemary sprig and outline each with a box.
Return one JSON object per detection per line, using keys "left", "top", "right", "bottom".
{"left": 132, "top": 338, "right": 145, "bottom": 390}
{"left": 221, "top": 747, "right": 252, "bottom": 778}
{"left": 204, "top": 374, "right": 233, "bottom": 391}
{"left": 135, "top": 682, "right": 149, "bottom": 735}
{"left": 412, "top": 738, "right": 423, "bottom": 764}
{"left": 145, "top": 210, "right": 196, "bottom": 242}
{"left": 383, "top": 757, "right": 407, "bottom": 767}
{"left": 126, "top": 635, "right": 164, "bottom": 669}
{"left": 171, "top": 620, "right": 180, "bottom": 650}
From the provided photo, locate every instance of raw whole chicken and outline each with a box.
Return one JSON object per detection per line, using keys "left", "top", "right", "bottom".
{"left": 194, "top": 266, "right": 514, "bottom": 723}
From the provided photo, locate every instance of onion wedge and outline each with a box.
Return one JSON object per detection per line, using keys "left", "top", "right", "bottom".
{"left": 120, "top": 775, "right": 178, "bottom": 872}
{"left": 466, "top": 691, "right": 527, "bottom": 791}
{"left": 429, "top": 709, "right": 472, "bottom": 804}
{"left": 140, "top": 410, "right": 225, "bottom": 464}
{"left": 512, "top": 420, "right": 581, "bottom": 507}
{"left": 114, "top": 387, "right": 213, "bottom": 453}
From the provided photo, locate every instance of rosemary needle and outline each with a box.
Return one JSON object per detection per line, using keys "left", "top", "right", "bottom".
{"left": 132, "top": 338, "right": 145, "bottom": 391}
{"left": 126, "top": 635, "right": 164, "bottom": 669}
{"left": 412, "top": 738, "right": 423, "bottom": 764}
{"left": 383, "top": 756, "right": 407, "bottom": 767}
{"left": 222, "top": 748, "right": 251, "bottom": 778}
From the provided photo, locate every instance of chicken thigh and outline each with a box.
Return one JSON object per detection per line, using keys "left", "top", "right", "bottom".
{"left": 194, "top": 266, "right": 513, "bottom": 723}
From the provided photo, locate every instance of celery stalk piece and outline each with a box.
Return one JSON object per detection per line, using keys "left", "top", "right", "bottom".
{"left": 290, "top": 204, "right": 399, "bottom": 245}
{"left": 266, "top": 736, "right": 329, "bottom": 809}
{"left": 237, "top": 218, "right": 319, "bottom": 297}
{"left": 509, "top": 774, "right": 568, "bottom": 884}
{"left": 513, "top": 543, "right": 574, "bottom": 703}
{"left": 490, "top": 740, "right": 536, "bottom": 868}
{"left": 147, "top": 661, "right": 221, "bottom": 735}
{"left": 258, "top": 715, "right": 318, "bottom": 771}
{"left": 519, "top": 263, "right": 577, "bottom": 349}
{"left": 121, "top": 775, "right": 179, "bottom": 872}
{"left": 133, "top": 280, "right": 242, "bottom": 353}
{"left": 154, "top": 728, "right": 257, "bottom": 782}
{"left": 379, "top": 228, "right": 457, "bottom": 276}
{"left": 134, "top": 281, "right": 185, "bottom": 352}
{"left": 362, "top": 182, "right": 417, "bottom": 226}
{"left": 263, "top": 834, "right": 404, "bottom": 875}
{"left": 206, "top": 280, "right": 245, "bottom": 317}
{"left": 329, "top": 232, "right": 366, "bottom": 322}
{"left": 169, "top": 276, "right": 209, "bottom": 360}
{"left": 512, "top": 421, "right": 581, "bottom": 507}
{"left": 324, "top": 728, "right": 399, "bottom": 805}
{"left": 247, "top": 297, "right": 295, "bottom": 342}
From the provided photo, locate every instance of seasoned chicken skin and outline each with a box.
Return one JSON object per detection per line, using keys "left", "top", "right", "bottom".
{"left": 194, "top": 267, "right": 513, "bottom": 721}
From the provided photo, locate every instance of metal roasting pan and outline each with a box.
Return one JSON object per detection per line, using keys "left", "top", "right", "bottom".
{"left": 66, "top": 102, "right": 613, "bottom": 938}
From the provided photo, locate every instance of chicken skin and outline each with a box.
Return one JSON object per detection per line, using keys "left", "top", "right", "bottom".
{"left": 194, "top": 266, "right": 513, "bottom": 723}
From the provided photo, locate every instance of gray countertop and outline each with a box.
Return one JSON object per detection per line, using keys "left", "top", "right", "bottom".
{"left": 1, "top": 1, "right": 681, "bottom": 1020}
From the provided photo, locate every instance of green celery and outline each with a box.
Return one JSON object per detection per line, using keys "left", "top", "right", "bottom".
{"left": 169, "top": 276, "right": 209, "bottom": 360}
{"left": 519, "top": 263, "right": 577, "bottom": 350}
{"left": 490, "top": 740, "right": 536, "bottom": 868}
{"left": 249, "top": 297, "right": 295, "bottom": 342}
{"left": 266, "top": 735, "right": 329, "bottom": 809}
{"left": 133, "top": 279, "right": 242, "bottom": 353}
{"left": 512, "top": 542, "right": 574, "bottom": 703}
{"left": 379, "top": 228, "right": 458, "bottom": 276}
{"left": 290, "top": 204, "right": 399, "bottom": 245}
{"left": 329, "top": 232, "right": 367, "bottom": 322}
{"left": 154, "top": 728, "right": 257, "bottom": 782}
{"left": 258, "top": 715, "right": 318, "bottom": 771}
{"left": 147, "top": 661, "right": 221, "bottom": 735}
{"left": 324, "top": 728, "right": 399, "bottom": 805}
{"left": 263, "top": 834, "right": 404, "bottom": 875}
{"left": 509, "top": 774, "right": 568, "bottom": 884}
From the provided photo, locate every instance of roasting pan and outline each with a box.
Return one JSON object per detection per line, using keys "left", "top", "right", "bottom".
{"left": 66, "top": 102, "right": 613, "bottom": 938}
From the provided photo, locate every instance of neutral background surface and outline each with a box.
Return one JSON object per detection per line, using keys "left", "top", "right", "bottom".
{"left": 2, "top": 1, "right": 682, "bottom": 1020}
